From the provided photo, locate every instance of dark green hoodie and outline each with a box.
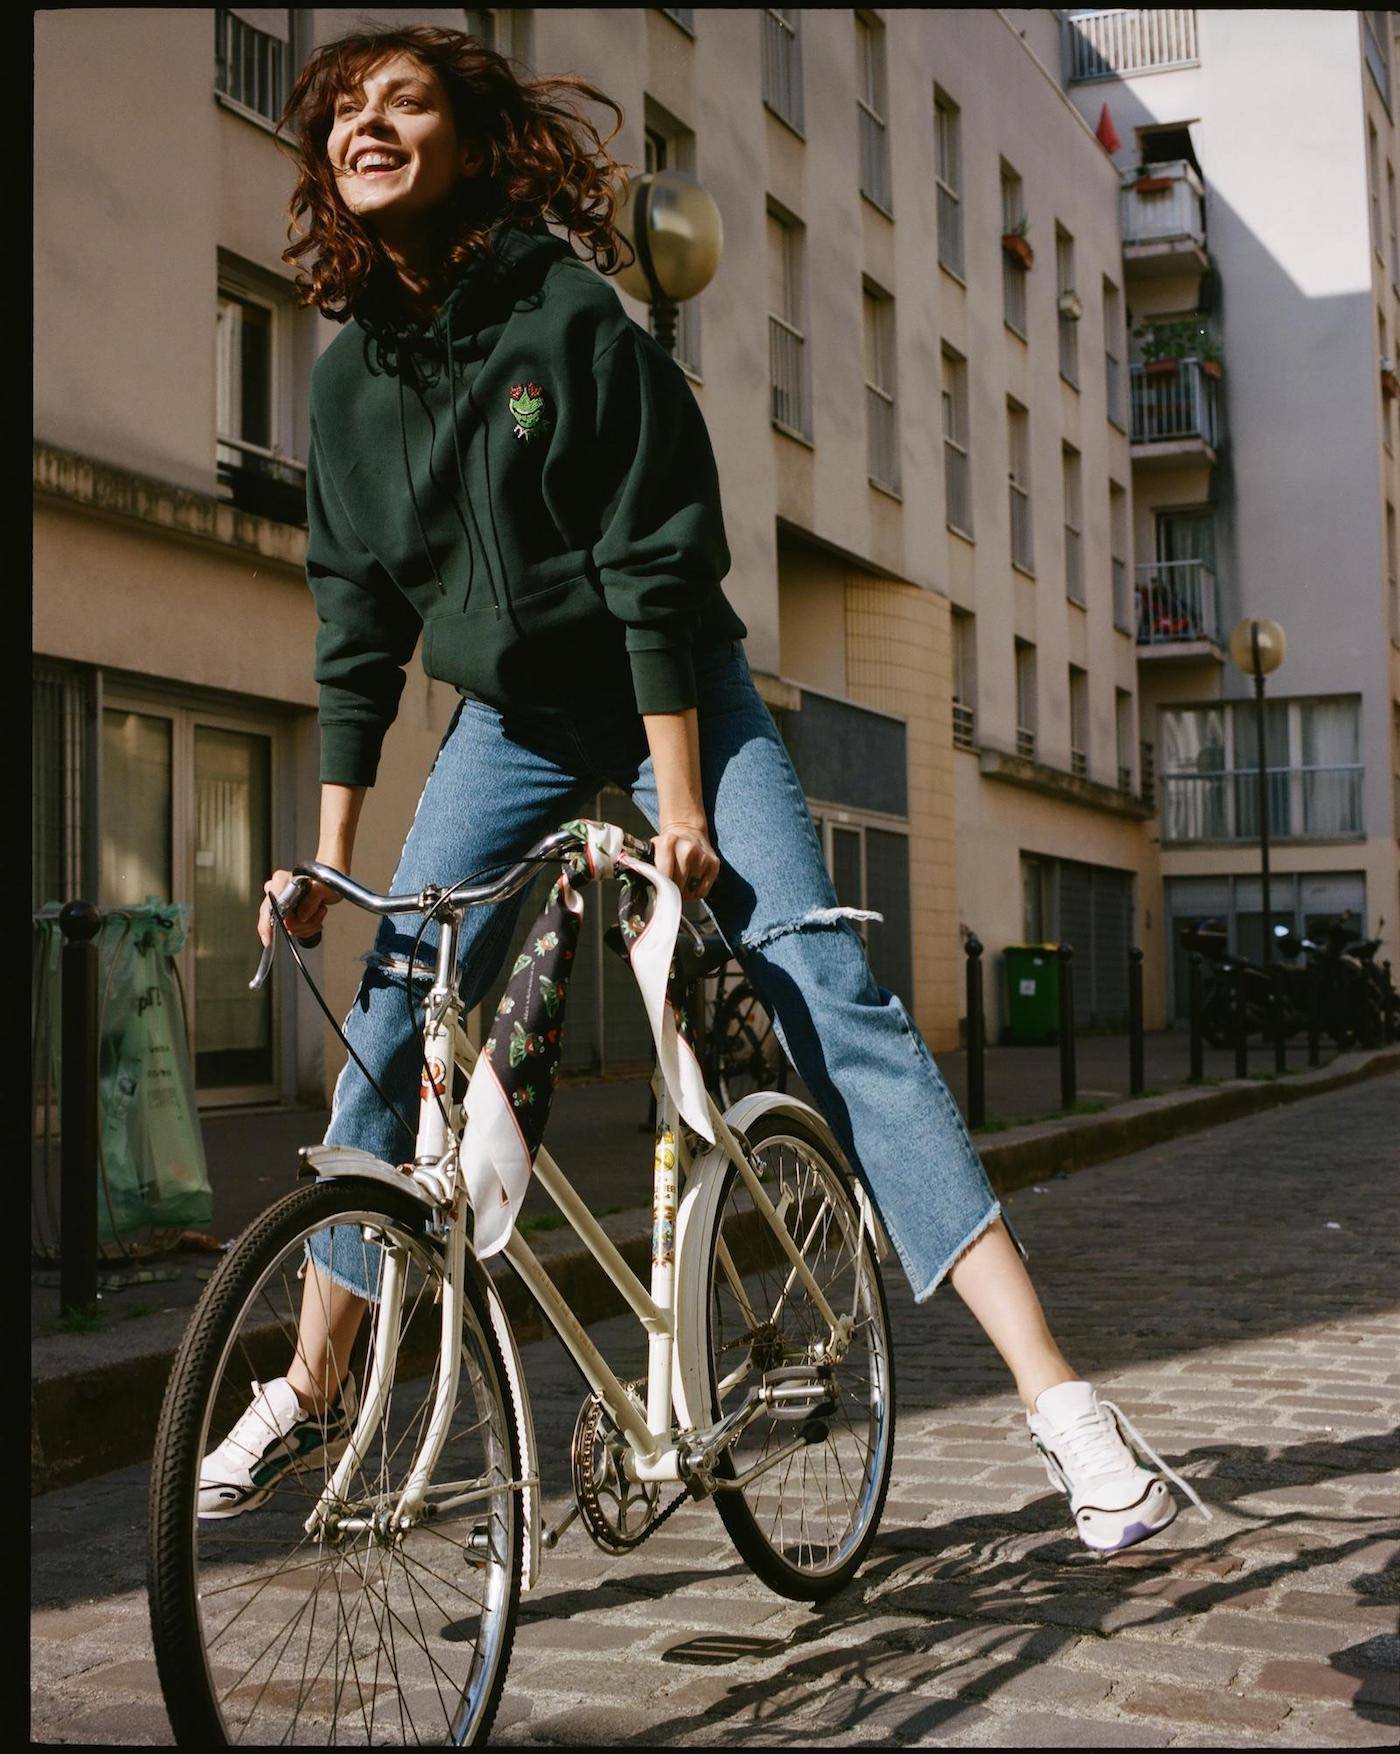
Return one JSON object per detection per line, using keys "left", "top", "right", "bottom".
{"left": 306, "top": 219, "right": 747, "bottom": 786}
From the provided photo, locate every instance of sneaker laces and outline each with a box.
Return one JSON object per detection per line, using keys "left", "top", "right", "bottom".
{"left": 1097, "top": 1398, "right": 1213, "bottom": 1524}
{"left": 218, "top": 1380, "right": 305, "bottom": 1466}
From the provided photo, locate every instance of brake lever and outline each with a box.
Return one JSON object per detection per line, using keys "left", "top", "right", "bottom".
{"left": 250, "top": 876, "right": 323, "bottom": 991}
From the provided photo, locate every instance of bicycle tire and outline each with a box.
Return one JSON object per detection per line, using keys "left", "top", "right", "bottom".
{"left": 700, "top": 1110, "right": 894, "bottom": 1602}
{"left": 148, "top": 1177, "right": 522, "bottom": 1747}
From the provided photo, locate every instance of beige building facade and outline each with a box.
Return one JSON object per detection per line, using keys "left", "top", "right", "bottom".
{"left": 36, "top": 7, "right": 1183, "bottom": 1116}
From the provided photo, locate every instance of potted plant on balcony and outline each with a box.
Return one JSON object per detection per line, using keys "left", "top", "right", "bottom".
{"left": 1382, "top": 355, "right": 1400, "bottom": 401}
{"left": 1198, "top": 331, "right": 1225, "bottom": 381}
{"left": 1001, "top": 214, "right": 1033, "bottom": 270}
{"left": 1132, "top": 163, "right": 1176, "bottom": 195}
{"left": 1134, "top": 318, "right": 1185, "bottom": 378}
{"left": 1057, "top": 288, "right": 1084, "bottom": 321}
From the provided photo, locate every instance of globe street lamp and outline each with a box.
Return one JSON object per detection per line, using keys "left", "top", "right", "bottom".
{"left": 613, "top": 170, "right": 723, "bottom": 359}
{"left": 1229, "top": 616, "right": 1287, "bottom": 1070}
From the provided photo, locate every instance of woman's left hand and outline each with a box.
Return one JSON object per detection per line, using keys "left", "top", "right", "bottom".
{"left": 651, "top": 816, "right": 721, "bottom": 902}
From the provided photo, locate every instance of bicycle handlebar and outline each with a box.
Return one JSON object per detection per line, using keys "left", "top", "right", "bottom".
{"left": 250, "top": 822, "right": 657, "bottom": 992}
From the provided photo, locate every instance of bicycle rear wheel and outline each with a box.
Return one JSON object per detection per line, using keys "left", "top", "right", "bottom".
{"left": 708, "top": 978, "right": 790, "bottom": 1108}
{"left": 700, "top": 1111, "right": 894, "bottom": 1600}
{"left": 148, "top": 1178, "right": 521, "bottom": 1746}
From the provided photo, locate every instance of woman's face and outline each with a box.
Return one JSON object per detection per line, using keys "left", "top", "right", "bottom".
{"left": 326, "top": 54, "right": 475, "bottom": 244}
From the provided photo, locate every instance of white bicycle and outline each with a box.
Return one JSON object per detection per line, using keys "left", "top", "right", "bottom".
{"left": 148, "top": 819, "right": 895, "bottom": 1745}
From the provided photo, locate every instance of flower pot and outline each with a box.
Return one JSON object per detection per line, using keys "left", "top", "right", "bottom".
{"left": 1001, "top": 234, "right": 1034, "bottom": 270}
{"left": 1143, "top": 358, "right": 1179, "bottom": 378}
{"left": 1134, "top": 175, "right": 1174, "bottom": 194}
{"left": 1057, "top": 290, "right": 1084, "bottom": 322}
{"left": 1382, "top": 368, "right": 1400, "bottom": 402}
{"left": 1200, "top": 359, "right": 1223, "bottom": 380}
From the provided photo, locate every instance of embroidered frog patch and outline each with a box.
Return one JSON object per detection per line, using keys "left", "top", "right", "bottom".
{"left": 508, "top": 381, "right": 551, "bottom": 442}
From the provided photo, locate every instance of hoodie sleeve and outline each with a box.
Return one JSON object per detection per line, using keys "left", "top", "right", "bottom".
{"left": 306, "top": 413, "right": 422, "bottom": 787}
{"left": 588, "top": 321, "right": 732, "bottom": 714}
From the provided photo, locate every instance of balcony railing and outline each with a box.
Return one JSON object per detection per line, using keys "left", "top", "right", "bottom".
{"left": 216, "top": 434, "right": 307, "bottom": 525}
{"left": 1009, "top": 481, "right": 1033, "bottom": 571}
{"left": 867, "top": 384, "right": 899, "bottom": 492}
{"left": 944, "top": 439, "right": 971, "bottom": 534}
{"left": 1063, "top": 9, "right": 1199, "bottom": 83}
{"left": 1130, "top": 358, "right": 1218, "bottom": 447}
{"left": 1134, "top": 559, "right": 1219, "bottom": 646}
{"left": 769, "top": 314, "right": 808, "bottom": 437}
{"left": 1016, "top": 726, "right": 1037, "bottom": 760}
{"left": 952, "top": 700, "right": 977, "bottom": 751}
{"left": 1121, "top": 159, "right": 1206, "bottom": 248}
{"left": 1160, "top": 765, "right": 1364, "bottom": 842}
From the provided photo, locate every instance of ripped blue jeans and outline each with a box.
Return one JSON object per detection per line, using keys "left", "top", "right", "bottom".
{"left": 311, "top": 639, "right": 1026, "bottom": 1301}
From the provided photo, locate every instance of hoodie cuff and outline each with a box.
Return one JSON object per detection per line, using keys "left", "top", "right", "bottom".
{"left": 319, "top": 722, "right": 385, "bottom": 789}
{"left": 627, "top": 639, "right": 698, "bottom": 715}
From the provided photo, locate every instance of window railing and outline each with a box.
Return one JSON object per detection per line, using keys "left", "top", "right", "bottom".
{"left": 1016, "top": 726, "right": 1037, "bottom": 760}
{"left": 1134, "top": 559, "right": 1219, "bottom": 646}
{"left": 1121, "top": 159, "right": 1206, "bottom": 248}
{"left": 217, "top": 434, "right": 307, "bottom": 524}
{"left": 1004, "top": 257, "right": 1027, "bottom": 336}
{"left": 1118, "top": 762, "right": 1134, "bottom": 793}
{"left": 937, "top": 184, "right": 963, "bottom": 276}
{"left": 944, "top": 438, "right": 972, "bottom": 534}
{"left": 1059, "top": 310, "right": 1079, "bottom": 383}
{"left": 1105, "top": 349, "right": 1124, "bottom": 427}
{"left": 769, "top": 314, "right": 809, "bottom": 438}
{"left": 1065, "top": 524, "right": 1084, "bottom": 603}
{"left": 952, "top": 700, "right": 977, "bottom": 751}
{"left": 1160, "top": 765, "right": 1365, "bottom": 842}
{"left": 1071, "top": 747, "right": 1088, "bottom": 779}
{"left": 762, "top": 9, "right": 804, "bottom": 131}
{"left": 1130, "top": 358, "right": 1218, "bottom": 447}
{"left": 215, "top": 9, "right": 289, "bottom": 124}
{"left": 859, "top": 102, "right": 892, "bottom": 213}
{"left": 1009, "top": 481, "right": 1033, "bottom": 571}
{"left": 1141, "top": 739, "right": 1156, "bottom": 809}
{"left": 867, "top": 384, "right": 899, "bottom": 492}
{"left": 1063, "top": 8, "right": 1199, "bottom": 82}
{"left": 1113, "top": 555, "right": 1132, "bottom": 631}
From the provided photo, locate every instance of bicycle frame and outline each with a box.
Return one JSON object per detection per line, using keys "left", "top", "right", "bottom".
{"left": 300, "top": 855, "right": 878, "bottom": 1562}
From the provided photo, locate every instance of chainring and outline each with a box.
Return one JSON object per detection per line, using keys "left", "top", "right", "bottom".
{"left": 570, "top": 1381, "right": 669, "bottom": 1554}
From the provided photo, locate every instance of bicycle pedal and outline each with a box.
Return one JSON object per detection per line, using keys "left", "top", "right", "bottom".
{"left": 760, "top": 1365, "right": 837, "bottom": 1422}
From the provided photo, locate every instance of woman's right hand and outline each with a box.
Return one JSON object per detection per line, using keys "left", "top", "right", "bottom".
{"left": 258, "top": 871, "right": 340, "bottom": 948}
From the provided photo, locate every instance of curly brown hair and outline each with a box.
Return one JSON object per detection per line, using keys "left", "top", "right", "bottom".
{"left": 278, "top": 23, "right": 637, "bottom": 322}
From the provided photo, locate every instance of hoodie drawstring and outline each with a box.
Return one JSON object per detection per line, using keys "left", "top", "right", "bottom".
{"left": 397, "top": 368, "right": 448, "bottom": 599}
{"left": 445, "top": 301, "right": 503, "bottom": 622}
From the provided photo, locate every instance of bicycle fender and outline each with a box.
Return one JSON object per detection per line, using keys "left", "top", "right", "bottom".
{"left": 717, "top": 1091, "right": 893, "bottom": 1266}
{"left": 297, "top": 1145, "right": 439, "bottom": 1207}
{"left": 482, "top": 1275, "right": 542, "bottom": 1593}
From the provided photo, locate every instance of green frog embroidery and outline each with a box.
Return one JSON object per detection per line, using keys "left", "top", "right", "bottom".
{"left": 508, "top": 381, "right": 551, "bottom": 442}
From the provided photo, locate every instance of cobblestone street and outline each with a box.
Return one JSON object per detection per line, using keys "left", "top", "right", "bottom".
{"left": 31, "top": 1076, "right": 1400, "bottom": 1747}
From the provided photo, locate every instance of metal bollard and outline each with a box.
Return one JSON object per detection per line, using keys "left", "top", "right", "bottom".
{"left": 1188, "top": 952, "right": 1205, "bottom": 1083}
{"left": 1307, "top": 956, "right": 1322, "bottom": 1067}
{"left": 1127, "top": 946, "right": 1145, "bottom": 1096}
{"left": 1271, "top": 969, "right": 1287, "bottom": 1074}
{"left": 964, "top": 934, "right": 985, "bottom": 1130}
{"left": 59, "top": 900, "right": 102, "bottom": 1316}
{"left": 1057, "top": 943, "right": 1077, "bottom": 1111}
{"left": 1232, "top": 960, "right": 1248, "bottom": 1079}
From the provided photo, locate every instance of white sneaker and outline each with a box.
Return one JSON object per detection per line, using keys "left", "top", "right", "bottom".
{"left": 198, "top": 1372, "right": 358, "bottom": 1520}
{"left": 1027, "top": 1379, "right": 1213, "bottom": 1554}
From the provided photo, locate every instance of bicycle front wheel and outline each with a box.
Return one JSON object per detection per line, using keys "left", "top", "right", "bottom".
{"left": 148, "top": 1178, "right": 521, "bottom": 1746}
{"left": 701, "top": 1111, "right": 894, "bottom": 1601}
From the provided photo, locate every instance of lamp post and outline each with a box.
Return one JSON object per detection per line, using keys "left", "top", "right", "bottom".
{"left": 613, "top": 170, "right": 723, "bottom": 359}
{"left": 1229, "top": 616, "right": 1287, "bottom": 1069}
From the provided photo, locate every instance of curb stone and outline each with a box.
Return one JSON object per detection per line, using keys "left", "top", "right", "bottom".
{"left": 29, "top": 1045, "right": 1400, "bottom": 1495}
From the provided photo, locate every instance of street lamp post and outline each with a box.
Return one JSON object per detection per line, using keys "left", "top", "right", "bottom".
{"left": 1228, "top": 616, "right": 1287, "bottom": 1070}
{"left": 613, "top": 170, "right": 723, "bottom": 360}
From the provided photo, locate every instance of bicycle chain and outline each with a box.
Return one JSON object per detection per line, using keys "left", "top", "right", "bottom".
{"left": 571, "top": 1382, "right": 698, "bottom": 1554}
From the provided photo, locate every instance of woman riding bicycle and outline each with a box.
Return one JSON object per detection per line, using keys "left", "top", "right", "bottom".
{"left": 205, "top": 21, "right": 1201, "bottom": 1558}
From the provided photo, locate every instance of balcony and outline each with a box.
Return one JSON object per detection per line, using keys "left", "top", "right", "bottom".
{"left": 1160, "top": 765, "right": 1365, "bottom": 843}
{"left": 1134, "top": 559, "right": 1223, "bottom": 659}
{"left": 1120, "top": 160, "right": 1208, "bottom": 281}
{"left": 1129, "top": 358, "right": 1219, "bottom": 463}
{"left": 216, "top": 436, "right": 307, "bottom": 526}
{"left": 1062, "top": 9, "right": 1199, "bottom": 83}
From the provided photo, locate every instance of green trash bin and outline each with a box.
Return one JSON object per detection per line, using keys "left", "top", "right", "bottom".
{"left": 1004, "top": 944, "right": 1060, "bottom": 1044}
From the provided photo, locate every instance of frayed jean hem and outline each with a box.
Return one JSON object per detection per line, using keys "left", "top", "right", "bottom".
{"left": 304, "top": 1232, "right": 379, "bottom": 1305}
{"left": 913, "top": 1198, "right": 1023, "bottom": 1304}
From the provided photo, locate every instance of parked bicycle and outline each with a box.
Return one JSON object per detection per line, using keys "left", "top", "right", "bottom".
{"left": 148, "top": 818, "right": 894, "bottom": 1746}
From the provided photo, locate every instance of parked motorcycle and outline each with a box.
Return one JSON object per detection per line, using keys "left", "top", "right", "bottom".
{"left": 1275, "top": 914, "right": 1393, "bottom": 1050}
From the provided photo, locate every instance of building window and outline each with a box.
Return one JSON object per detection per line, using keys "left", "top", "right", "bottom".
{"left": 856, "top": 12, "right": 892, "bottom": 214}
{"left": 1369, "top": 122, "right": 1383, "bottom": 256}
{"left": 952, "top": 610, "right": 977, "bottom": 750}
{"left": 1069, "top": 665, "right": 1089, "bottom": 778}
{"left": 1110, "top": 479, "right": 1131, "bottom": 631}
{"left": 1388, "top": 500, "right": 1399, "bottom": 645}
{"left": 464, "top": 8, "right": 532, "bottom": 58}
{"left": 216, "top": 264, "right": 306, "bottom": 524}
{"left": 1159, "top": 697, "right": 1364, "bottom": 843}
{"left": 1103, "top": 275, "right": 1124, "bottom": 428}
{"left": 1015, "top": 638, "right": 1037, "bottom": 760}
{"left": 1389, "top": 161, "right": 1399, "bottom": 288}
{"left": 32, "top": 660, "right": 96, "bottom": 912}
{"left": 214, "top": 9, "right": 292, "bottom": 125}
{"left": 1007, "top": 398, "right": 1033, "bottom": 573}
{"left": 1116, "top": 688, "right": 1134, "bottom": 792}
{"left": 1363, "top": 8, "right": 1392, "bottom": 110}
{"left": 941, "top": 344, "right": 972, "bottom": 536}
{"left": 1055, "top": 223, "right": 1079, "bottom": 384}
{"left": 643, "top": 106, "right": 701, "bottom": 374}
{"left": 864, "top": 280, "right": 899, "bottom": 493}
{"left": 1062, "top": 7, "right": 1199, "bottom": 82}
{"left": 659, "top": 6, "right": 695, "bottom": 33}
{"left": 934, "top": 87, "right": 964, "bottom": 277}
{"left": 1382, "top": 307, "right": 1393, "bottom": 454}
{"left": 808, "top": 813, "right": 913, "bottom": 1006}
{"left": 762, "top": 8, "right": 804, "bottom": 133}
{"left": 767, "top": 201, "right": 810, "bottom": 439}
{"left": 1001, "top": 162, "right": 1028, "bottom": 337}
{"left": 1062, "top": 442, "right": 1084, "bottom": 604}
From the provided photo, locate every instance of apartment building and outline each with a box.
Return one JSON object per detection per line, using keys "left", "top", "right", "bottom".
{"left": 1060, "top": 7, "right": 1400, "bottom": 1018}
{"left": 33, "top": 7, "right": 1156, "bottom": 1111}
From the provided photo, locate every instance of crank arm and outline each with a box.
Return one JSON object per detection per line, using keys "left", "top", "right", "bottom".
{"left": 713, "top": 1420, "right": 830, "bottom": 1493}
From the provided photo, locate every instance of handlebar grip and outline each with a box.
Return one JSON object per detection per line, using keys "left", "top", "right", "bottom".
{"left": 249, "top": 877, "right": 321, "bottom": 990}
